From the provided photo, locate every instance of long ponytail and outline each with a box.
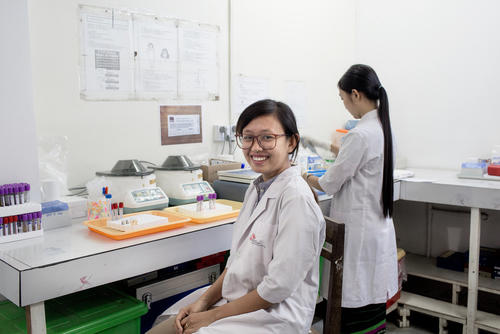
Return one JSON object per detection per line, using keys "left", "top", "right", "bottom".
{"left": 378, "top": 86, "right": 393, "bottom": 217}
{"left": 338, "top": 64, "right": 394, "bottom": 218}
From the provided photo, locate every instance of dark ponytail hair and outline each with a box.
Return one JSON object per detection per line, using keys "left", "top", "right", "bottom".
{"left": 338, "top": 64, "right": 394, "bottom": 217}
{"left": 235, "top": 99, "right": 300, "bottom": 161}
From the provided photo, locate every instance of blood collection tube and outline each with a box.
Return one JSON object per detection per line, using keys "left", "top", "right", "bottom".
{"left": 0, "top": 187, "right": 4, "bottom": 207}
{"left": 23, "top": 213, "right": 33, "bottom": 232}
{"left": 209, "top": 193, "right": 216, "bottom": 210}
{"left": 24, "top": 183, "right": 30, "bottom": 203}
{"left": 8, "top": 186, "right": 14, "bottom": 206}
{"left": 11, "top": 216, "right": 17, "bottom": 234}
{"left": 4, "top": 186, "right": 10, "bottom": 206}
{"left": 196, "top": 195, "right": 204, "bottom": 212}
{"left": 0, "top": 217, "right": 3, "bottom": 236}
{"left": 37, "top": 212, "right": 42, "bottom": 230}
{"left": 118, "top": 202, "right": 123, "bottom": 219}
{"left": 18, "top": 184, "right": 24, "bottom": 204}
{"left": 13, "top": 186, "right": 19, "bottom": 205}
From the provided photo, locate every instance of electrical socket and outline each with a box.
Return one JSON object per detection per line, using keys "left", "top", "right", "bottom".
{"left": 213, "top": 125, "right": 228, "bottom": 142}
{"left": 229, "top": 125, "right": 236, "bottom": 142}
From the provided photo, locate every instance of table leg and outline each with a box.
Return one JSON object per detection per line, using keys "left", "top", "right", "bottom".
{"left": 466, "top": 208, "right": 480, "bottom": 334}
{"left": 26, "top": 301, "right": 47, "bottom": 334}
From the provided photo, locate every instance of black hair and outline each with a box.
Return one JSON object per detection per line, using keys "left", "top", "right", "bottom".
{"left": 338, "top": 64, "right": 394, "bottom": 218}
{"left": 235, "top": 99, "right": 300, "bottom": 161}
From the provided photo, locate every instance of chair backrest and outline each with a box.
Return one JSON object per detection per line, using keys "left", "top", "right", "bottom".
{"left": 320, "top": 216, "right": 345, "bottom": 334}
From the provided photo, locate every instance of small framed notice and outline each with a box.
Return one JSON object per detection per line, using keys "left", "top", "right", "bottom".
{"left": 160, "top": 105, "right": 202, "bottom": 145}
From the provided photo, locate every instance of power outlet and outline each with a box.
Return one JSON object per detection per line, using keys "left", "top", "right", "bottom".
{"left": 229, "top": 125, "right": 236, "bottom": 142}
{"left": 213, "top": 125, "right": 228, "bottom": 142}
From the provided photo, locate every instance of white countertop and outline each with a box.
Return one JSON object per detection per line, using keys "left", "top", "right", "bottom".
{"left": 400, "top": 168, "right": 500, "bottom": 210}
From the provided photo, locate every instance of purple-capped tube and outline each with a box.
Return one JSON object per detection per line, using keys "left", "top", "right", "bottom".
{"left": 209, "top": 193, "right": 216, "bottom": 210}
{"left": 13, "top": 186, "right": 19, "bottom": 205}
{"left": 8, "top": 186, "right": 14, "bottom": 206}
{"left": 196, "top": 195, "right": 204, "bottom": 212}
{"left": 0, "top": 186, "right": 4, "bottom": 207}
{"left": 37, "top": 212, "right": 42, "bottom": 230}
{"left": 24, "top": 183, "right": 30, "bottom": 203}
{"left": 22, "top": 214, "right": 28, "bottom": 232}
{"left": 27, "top": 213, "right": 33, "bottom": 232}
{"left": 18, "top": 184, "right": 24, "bottom": 204}
{"left": 0, "top": 217, "right": 3, "bottom": 236}
{"left": 4, "top": 186, "right": 11, "bottom": 206}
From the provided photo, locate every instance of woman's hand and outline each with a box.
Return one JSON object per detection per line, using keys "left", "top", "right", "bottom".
{"left": 179, "top": 309, "right": 218, "bottom": 334}
{"left": 175, "top": 299, "right": 209, "bottom": 333}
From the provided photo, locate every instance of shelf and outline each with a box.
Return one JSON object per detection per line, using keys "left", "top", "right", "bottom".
{"left": 0, "top": 202, "right": 41, "bottom": 217}
{"left": 405, "top": 253, "right": 500, "bottom": 295}
{"left": 476, "top": 310, "right": 500, "bottom": 333}
{"left": 399, "top": 291, "right": 467, "bottom": 324}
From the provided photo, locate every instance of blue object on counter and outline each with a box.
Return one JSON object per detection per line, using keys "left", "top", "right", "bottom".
{"left": 41, "top": 200, "right": 69, "bottom": 214}
{"left": 461, "top": 162, "right": 487, "bottom": 169}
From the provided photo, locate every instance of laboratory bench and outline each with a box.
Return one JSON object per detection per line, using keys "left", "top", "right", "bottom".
{"left": 0, "top": 216, "right": 236, "bottom": 334}
{"left": 394, "top": 168, "right": 500, "bottom": 334}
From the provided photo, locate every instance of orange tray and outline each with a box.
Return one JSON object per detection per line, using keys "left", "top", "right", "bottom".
{"left": 164, "top": 199, "right": 242, "bottom": 224}
{"left": 83, "top": 210, "right": 191, "bottom": 240}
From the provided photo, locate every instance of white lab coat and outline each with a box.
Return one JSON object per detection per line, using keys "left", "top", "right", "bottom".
{"left": 319, "top": 110, "right": 398, "bottom": 308}
{"left": 161, "top": 166, "right": 325, "bottom": 333}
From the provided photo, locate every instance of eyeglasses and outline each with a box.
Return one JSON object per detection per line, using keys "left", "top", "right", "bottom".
{"left": 235, "top": 134, "right": 288, "bottom": 150}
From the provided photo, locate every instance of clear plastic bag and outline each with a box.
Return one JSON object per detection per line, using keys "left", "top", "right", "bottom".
{"left": 38, "top": 136, "right": 68, "bottom": 197}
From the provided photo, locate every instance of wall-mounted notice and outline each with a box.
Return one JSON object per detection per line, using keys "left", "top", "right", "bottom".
{"left": 231, "top": 74, "right": 270, "bottom": 124}
{"left": 79, "top": 5, "right": 219, "bottom": 101}
{"left": 134, "top": 16, "right": 178, "bottom": 97}
{"left": 178, "top": 21, "right": 219, "bottom": 100}
{"left": 160, "top": 105, "right": 202, "bottom": 145}
{"left": 80, "top": 6, "right": 135, "bottom": 100}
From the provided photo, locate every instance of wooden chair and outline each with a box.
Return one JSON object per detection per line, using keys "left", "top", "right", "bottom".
{"left": 320, "top": 216, "right": 345, "bottom": 334}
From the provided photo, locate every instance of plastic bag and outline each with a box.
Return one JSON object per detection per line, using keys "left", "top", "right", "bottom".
{"left": 38, "top": 136, "right": 68, "bottom": 196}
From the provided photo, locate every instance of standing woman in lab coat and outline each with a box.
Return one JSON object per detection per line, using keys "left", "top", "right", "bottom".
{"left": 147, "top": 99, "right": 325, "bottom": 334}
{"left": 304, "top": 64, "right": 398, "bottom": 334}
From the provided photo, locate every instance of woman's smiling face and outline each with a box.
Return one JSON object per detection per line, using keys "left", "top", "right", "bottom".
{"left": 241, "top": 114, "right": 295, "bottom": 181}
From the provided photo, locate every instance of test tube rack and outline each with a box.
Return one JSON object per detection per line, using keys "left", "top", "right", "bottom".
{"left": 0, "top": 202, "right": 43, "bottom": 244}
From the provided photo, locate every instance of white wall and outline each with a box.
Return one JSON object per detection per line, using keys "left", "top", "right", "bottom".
{"left": 356, "top": 0, "right": 500, "bottom": 169}
{"left": 28, "top": 0, "right": 357, "bottom": 188}
{"left": 0, "top": 0, "right": 41, "bottom": 203}
{"left": 230, "top": 0, "right": 357, "bottom": 162}
{"left": 28, "top": 0, "right": 230, "bottom": 188}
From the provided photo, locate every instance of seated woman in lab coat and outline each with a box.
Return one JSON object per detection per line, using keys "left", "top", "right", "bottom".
{"left": 147, "top": 99, "right": 325, "bottom": 334}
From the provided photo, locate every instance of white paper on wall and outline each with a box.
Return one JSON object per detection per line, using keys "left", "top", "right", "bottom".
{"left": 178, "top": 21, "right": 219, "bottom": 100}
{"left": 167, "top": 114, "right": 201, "bottom": 137}
{"left": 231, "top": 74, "right": 270, "bottom": 124}
{"left": 80, "top": 6, "right": 135, "bottom": 100}
{"left": 134, "top": 15, "right": 178, "bottom": 97}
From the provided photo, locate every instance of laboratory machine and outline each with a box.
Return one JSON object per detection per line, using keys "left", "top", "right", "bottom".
{"left": 96, "top": 159, "right": 169, "bottom": 213}
{"left": 151, "top": 155, "right": 215, "bottom": 206}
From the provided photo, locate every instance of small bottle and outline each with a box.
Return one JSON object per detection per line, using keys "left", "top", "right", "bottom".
{"left": 196, "top": 195, "right": 204, "bottom": 212}
{"left": 209, "top": 193, "right": 216, "bottom": 210}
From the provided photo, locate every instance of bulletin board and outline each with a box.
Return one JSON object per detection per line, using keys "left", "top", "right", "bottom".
{"left": 79, "top": 5, "right": 220, "bottom": 101}
{"left": 160, "top": 105, "right": 202, "bottom": 145}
